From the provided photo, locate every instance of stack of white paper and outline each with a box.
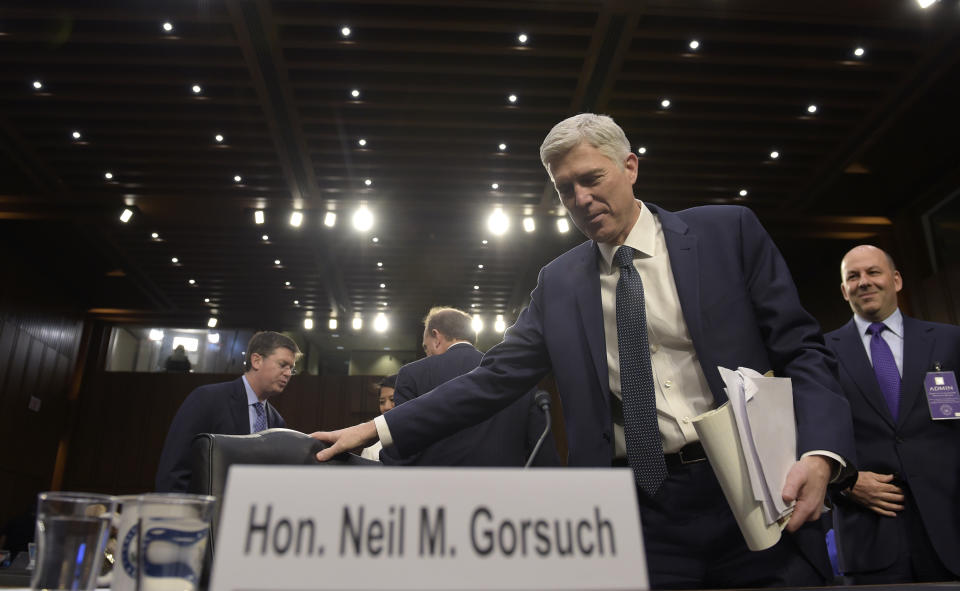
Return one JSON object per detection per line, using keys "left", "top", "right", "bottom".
{"left": 691, "top": 367, "right": 797, "bottom": 551}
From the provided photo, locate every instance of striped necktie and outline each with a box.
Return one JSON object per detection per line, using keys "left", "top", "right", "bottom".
{"left": 253, "top": 401, "right": 267, "bottom": 433}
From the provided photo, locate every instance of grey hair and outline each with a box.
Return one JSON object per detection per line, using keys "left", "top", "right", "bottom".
{"left": 539, "top": 113, "right": 631, "bottom": 176}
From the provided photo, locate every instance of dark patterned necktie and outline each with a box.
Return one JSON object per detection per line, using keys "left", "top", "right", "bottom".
{"left": 614, "top": 246, "right": 667, "bottom": 496}
{"left": 867, "top": 322, "right": 901, "bottom": 421}
{"left": 253, "top": 401, "right": 267, "bottom": 433}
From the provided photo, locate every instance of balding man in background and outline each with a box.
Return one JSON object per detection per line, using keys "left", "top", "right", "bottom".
{"left": 826, "top": 245, "right": 959, "bottom": 583}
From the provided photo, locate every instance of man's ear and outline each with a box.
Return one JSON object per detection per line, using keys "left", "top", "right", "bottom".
{"left": 249, "top": 352, "right": 262, "bottom": 370}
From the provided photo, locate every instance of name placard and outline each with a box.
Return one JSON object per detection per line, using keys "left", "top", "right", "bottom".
{"left": 210, "top": 466, "right": 647, "bottom": 591}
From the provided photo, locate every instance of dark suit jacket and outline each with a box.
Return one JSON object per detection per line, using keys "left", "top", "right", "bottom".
{"left": 381, "top": 342, "right": 559, "bottom": 467}
{"left": 826, "top": 315, "right": 960, "bottom": 576}
{"left": 155, "top": 376, "right": 286, "bottom": 492}
{"left": 383, "top": 203, "right": 855, "bottom": 578}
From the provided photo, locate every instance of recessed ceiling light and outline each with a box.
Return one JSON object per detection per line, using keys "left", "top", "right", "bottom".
{"left": 104, "top": 172, "right": 114, "bottom": 180}
{"left": 473, "top": 285, "right": 480, "bottom": 290}
{"left": 491, "top": 183, "right": 499, "bottom": 190}
{"left": 498, "top": 143, "right": 507, "bottom": 151}
{"left": 518, "top": 33, "right": 528, "bottom": 44}
{"left": 372, "top": 236, "right": 379, "bottom": 243}
{"left": 637, "top": 146, "right": 647, "bottom": 155}
{"left": 188, "top": 279, "right": 196, "bottom": 285}
{"left": 350, "top": 89, "right": 360, "bottom": 98}
{"left": 151, "top": 232, "right": 159, "bottom": 239}
{"left": 472, "top": 315, "right": 483, "bottom": 333}
{"left": 853, "top": 47, "right": 865, "bottom": 58}
{"left": 294, "top": 299, "right": 300, "bottom": 305}
{"left": 289, "top": 211, "right": 303, "bottom": 227}
{"left": 487, "top": 207, "right": 509, "bottom": 236}
{"left": 207, "top": 317, "right": 218, "bottom": 328}
{"left": 364, "top": 178, "right": 373, "bottom": 186}
{"left": 478, "top": 264, "right": 484, "bottom": 269}
{"left": 358, "top": 138, "right": 367, "bottom": 146}
{"left": 482, "top": 239, "right": 488, "bottom": 245}
{"left": 261, "top": 234, "right": 269, "bottom": 241}
{"left": 119, "top": 209, "right": 133, "bottom": 223}
{"left": 162, "top": 22, "right": 174, "bottom": 32}
{"left": 233, "top": 174, "right": 242, "bottom": 183}
{"left": 214, "top": 133, "right": 224, "bottom": 143}
{"left": 807, "top": 104, "right": 818, "bottom": 114}
{"left": 494, "top": 315, "right": 506, "bottom": 333}
{"left": 507, "top": 94, "right": 518, "bottom": 103}
{"left": 769, "top": 150, "right": 780, "bottom": 159}
{"left": 191, "top": 84, "right": 202, "bottom": 94}
{"left": 377, "top": 261, "right": 383, "bottom": 267}
{"left": 171, "top": 257, "right": 179, "bottom": 264}
{"left": 380, "top": 283, "right": 386, "bottom": 288}
{"left": 739, "top": 189, "right": 748, "bottom": 197}
{"left": 284, "top": 281, "right": 291, "bottom": 286}
{"left": 204, "top": 298, "right": 210, "bottom": 303}
{"left": 208, "top": 332, "right": 219, "bottom": 344}
{"left": 254, "top": 210, "right": 264, "bottom": 224}
{"left": 373, "top": 313, "right": 388, "bottom": 333}
{"left": 688, "top": 40, "right": 700, "bottom": 50}
{"left": 341, "top": 26, "right": 352, "bottom": 37}
{"left": 328, "top": 318, "right": 338, "bottom": 330}
{"left": 304, "top": 317, "right": 314, "bottom": 330}
{"left": 523, "top": 217, "right": 535, "bottom": 233}
{"left": 917, "top": 0, "right": 938, "bottom": 8}
{"left": 353, "top": 205, "right": 374, "bottom": 232}
{"left": 274, "top": 259, "right": 281, "bottom": 265}
{"left": 32, "top": 80, "right": 43, "bottom": 90}
{"left": 72, "top": 131, "right": 82, "bottom": 140}
{"left": 660, "top": 98, "right": 671, "bottom": 109}
{"left": 323, "top": 211, "right": 336, "bottom": 228}
{"left": 557, "top": 218, "right": 570, "bottom": 233}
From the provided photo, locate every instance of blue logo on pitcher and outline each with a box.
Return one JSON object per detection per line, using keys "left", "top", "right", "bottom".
{"left": 142, "top": 526, "right": 209, "bottom": 582}
{"left": 121, "top": 523, "right": 139, "bottom": 577}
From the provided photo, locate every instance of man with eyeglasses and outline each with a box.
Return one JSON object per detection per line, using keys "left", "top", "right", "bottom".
{"left": 155, "top": 331, "right": 302, "bottom": 492}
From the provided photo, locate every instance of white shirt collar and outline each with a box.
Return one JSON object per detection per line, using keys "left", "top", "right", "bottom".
{"left": 241, "top": 375, "right": 260, "bottom": 405}
{"left": 597, "top": 200, "right": 656, "bottom": 273}
{"left": 853, "top": 307, "right": 903, "bottom": 338}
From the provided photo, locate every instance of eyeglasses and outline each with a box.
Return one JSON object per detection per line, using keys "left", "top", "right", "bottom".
{"left": 275, "top": 360, "right": 298, "bottom": 376}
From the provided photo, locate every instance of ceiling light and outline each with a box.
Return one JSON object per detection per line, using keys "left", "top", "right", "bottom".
{"left": 261, "top": 234, "right": 269, "bottom": 241}
{"left": 188, "top": 279, "right": 196, "bottom": 285}
{"left": 191, "top": 84, "right": 202, "bottom": 94}
{"left": 350, "top": 89, "right": 360, "bottom": 98}
{"left": 171, "top": 257, "right": 179, "bottom": 263}
{"left": 472, "top": 315, "right": 483, "bottom": 333}
{"left": 482, "top": 239, "right": 488, "bottom": 245}
{"left": 471, "top": 304, "right": 477, "bottom": 308}
{"left": 204, "top": 298, "right": 210, "bottom": 303}
{"left": 377, "top": 261, "right": 383, "bottom": 267}
{"left": 557, "top": 218, "right": 570, "bottom": 233}
{"left": 473, "top": 285, "right": 480, "bottom": 290}
{"left": 289, "top": 211, "right": 303, "bottom": 227}
{"left": 149, "top": 329, "right": 164, "bottom": 341}
{"left": 358, "top": 138, "right": 367, "bottom": 146}
{"left": 151, "top": 232, "right": 159, "bottom": 239}
{"left": 274, "top": 259, "right": 281, "bottom": 265}
{"left": 294, "top": 299, "right": 299, "bottom": 305}
{"left": 207, "top": 332, "right": 219, "bottom": 344}
{"left": 853, "top": 47, "right": 865, "bottom": 58}
{"left": 380, "top": 283, "right": 386, "bottom": 288}
{"left": 162, "top": 22, "right": 174, "bottom": 32}
{"left": 917, "top": 0, "right": 937, "bottom": 7}
{"left": 32, "top": 80, "right": 43, "bottom": 90}
{"left": 807, "top": 104, "right": 818, "bottom": 114}
{"left": 104, "top": 172, "right": 114, "bottom": 180}
{"left": 518, "top": 33, "right": 528, "bottom": 44}
{"left": 284, "top": 281, "right": 291, "bottom": 287}
{"left": 254, "top": 210, "right": 264, "bottom": 224}
{"left": 353, "top": 205, "right": 373, "bottom": 232}
{"left": 119, "top": 208, "right": 133, "bottom": 223}
{"left": 341, "top": 26, "right": 352, "bottom": 37}
{"left": 364, "top": 178, "right": 372, "bottom": 186}
{"left": 352, "top": 316, "right": 362, "bottom": 330}
{"left": 491, "top": 183, "right": 499, "bottom": 190}
{"left": 207, "top": 317, "right": 218, "bottom": 328}
{"left": 323, "top": 211, "right": 336, "bottom": 227}
{"left": 494, "top": 315, "right": 506, "bottom": 333}
{"left": 660, "top": 98, "right": 671, "bottom": 109}
{"left": 328, "top": 318, "right": 338, "bottom": 330}
{"left": 373, "top": 313, "right": 388, "bottom": 333}
{"left": 637, "top": 146, "right": 647, "bottom": 155}
{"left": 523, "top": 217, "right": 535, "bottom": 232}
{"left": 478, "top": 264, "right": 484, "bottom": 269}
{"left": 214, "top": 133, "right": 224, "bottom": 143}
{"left": 498, "top": 143, "right": 507, "bottom": 151}
{"left": 487, "top": 207, "right": 509, "bottom": 235}
{"left": 372, "top": 236, "right": 379, "bottom": 243}
{"left": 507, "top": 94, "right": 517, "bottom": 103}
{"left": 688, "top": 40, "right": 700, "bottom": 50}
{"left": 72, "top": 131, "right": 81, "bottom": 140}
{"left": 739, "top": 189, "right": 748, "bottom": 197}
{"left": 304, "top": 317, "right": 314, "bottom": 330}
{"left": 769, "top": 150, "right": 780, "bottom": 159}
{"left": 233, "top": 175, "right": 242, "bottom": 183}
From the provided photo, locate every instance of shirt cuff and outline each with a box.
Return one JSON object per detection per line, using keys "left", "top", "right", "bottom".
{"left": 800, "top": 450, "right": 845, "bottom": 481}
{"left": 374, "top": 415, "right": 394, "bottom": 448}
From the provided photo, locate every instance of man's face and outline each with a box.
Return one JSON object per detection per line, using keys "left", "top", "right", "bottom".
{"left": 378, "top": 386, "right": 395, "bottom": 414}
{"left": 840, "top": 246, "right": 902, "bottom": 322}
{"left": 549, "top": 142, "right": 640, "bottom": 245}
{"left": 249, "top": 347, "right": 296, "bottom": 398}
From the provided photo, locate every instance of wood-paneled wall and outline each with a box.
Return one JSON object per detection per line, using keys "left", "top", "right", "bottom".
{"left": 0, "top": 312, "right": 84, "bottom": 528}
{"left": 60, "top": 372, "right": 384, "bottom": 495}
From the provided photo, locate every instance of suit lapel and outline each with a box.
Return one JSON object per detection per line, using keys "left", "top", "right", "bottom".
{"left": 832, "top": 321, "right": 896, "bottom": 428}
{"left": 230, "top": 377, "right": 252, "bottom": 433}
{"left": 572, "top": 242, "right": 610, "bottom": 400}
{"left": 900, "top": 316, "right": 934, "bottom": 422}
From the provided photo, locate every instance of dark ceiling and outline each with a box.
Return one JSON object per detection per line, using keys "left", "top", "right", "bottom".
{"left": 1, "top": 0, "right": 959, "bottom": 356}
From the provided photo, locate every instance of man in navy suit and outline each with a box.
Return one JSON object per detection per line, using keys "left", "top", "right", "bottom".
{"left": 155, "top": 331, "right": 301, "bottom": 492}
{"left": 381, "top": 307, "right": 558, "bottom": 467}
{"left": 826, "top": 245, "right": 959, "bottom": 583}
{"left": 314, "top": 114, "right": 855, "bottom": 588}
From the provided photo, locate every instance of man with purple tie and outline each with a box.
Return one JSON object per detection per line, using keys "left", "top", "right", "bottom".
{"left": 826, "top": 245, "right": 960, "bottom": 583}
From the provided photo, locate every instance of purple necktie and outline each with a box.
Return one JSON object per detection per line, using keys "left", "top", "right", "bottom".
{"left": 867, "top": 322, "right": 900, "bottom": 420}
